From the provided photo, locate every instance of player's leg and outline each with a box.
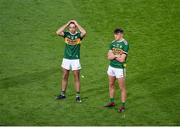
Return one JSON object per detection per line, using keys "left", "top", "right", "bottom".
{"left": 56, "top": 58, "right": 70, "bottom": 100}
{"left": 105, "top": 66, "right": 116, "bottom": 107}
{"left": 73, "top": 70, "right": 81, "bottom": 102}
{"left": 104, "top": 75, "right": 116, "bottom": 107}
{"left": 114, "top": 68, "right": 126, "bottom": 112}
{"left": 109, "top": 75, "right": 116, "bottom": 105}
{"left": 56, "top": 68, "right": 70, "bottom": 99}
{"left": 109, "top": 75, "right": 116, "bottom": 100}
{"left": 61, "top": 68, "right": 70, "bottom": 93}
{"left": 117, "top": 77, "right": 126, "bottom": 112}
{"left": 71, "top": 59, "right": 82, "bottom": 102}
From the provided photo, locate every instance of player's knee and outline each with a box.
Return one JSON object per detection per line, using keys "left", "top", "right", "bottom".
{"left": 63, "top": 73, "right": 69, "bottom": 80}
{"left": 74, "top": 76, "right": 80, "bottom": 82}
{"left": 73, "top": 72, "right": 78, "bottom": 77}
{"left": 73, "top": 71, "right": 80, "bottom": 79}
{"left": 109, "top": 82, "right": 114, "bottom": 87}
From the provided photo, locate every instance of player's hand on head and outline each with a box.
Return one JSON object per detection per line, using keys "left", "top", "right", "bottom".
{"left": 67, "top": 20, "right": 72, "bottom": 25}
{"left": 71, "top": 20, "right": 78, "bottom": 24}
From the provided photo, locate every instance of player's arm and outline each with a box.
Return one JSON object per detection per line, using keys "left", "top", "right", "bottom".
{"left": 107, "top": 50, "right": 116, "bottom": 60}
{"left": 116, "top": 43, "right": 129, "bottom": 62}
{"left": 72, "top": 20, "right": 86, "bottom": 38}
{"left": 56, "top": 21, "right": 71, "bottom": 36}
{"left": 115, "top": 54, "right": 127, "bottom": 62}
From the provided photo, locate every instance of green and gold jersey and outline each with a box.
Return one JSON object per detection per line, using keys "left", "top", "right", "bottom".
{"left": 109, "top": 39, "right": 129, "bottom": 68}
{"left": 63, "top": 31, "right": 82, "bottom": 59}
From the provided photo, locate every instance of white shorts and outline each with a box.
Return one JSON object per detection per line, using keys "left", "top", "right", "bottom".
{"left": 107, "top": 65, "right": 125, "bottom": 78}
{"left": 61, "top": 58, "right": 81, "bottom": 71}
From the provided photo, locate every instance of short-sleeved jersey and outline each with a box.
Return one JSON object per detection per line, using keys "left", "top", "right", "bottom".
{"left": 109, "top": 39, "right": 129, "bottom": 68}
{"left": 63, "top": 31, "right": 82, "bottom": 59}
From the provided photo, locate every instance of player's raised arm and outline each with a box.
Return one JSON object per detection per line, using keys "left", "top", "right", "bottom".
{"left": 72, "top": 20, "right": 86, "bottom": 38}
{"left": 56, "top": 21, "right": 71, "bottom": 36}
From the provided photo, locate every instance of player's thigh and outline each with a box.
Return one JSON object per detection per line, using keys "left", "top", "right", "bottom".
{"left": 73, "top": 70, "right": 80, "bottom": 81}
{"left": 108, "top": 75, "right": 116, "bottom": 86}
{"left": 62, "top": 68, "right": 70, "bottom": 79}
{"left": 117, "top": 77, "right": 125, "bottom": 89}
{"left": 61, "top": 58, "right": 71, "bottom": 70}
{"left": 71, "top": 59, "right": 81, "bottom": 70}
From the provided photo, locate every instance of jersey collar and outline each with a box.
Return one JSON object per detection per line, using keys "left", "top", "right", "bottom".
{"left": 69, "top": 31, "right": 78, "bottom": 35}
{"left": 116, "top": 38, "right": 124, "bottom": 42}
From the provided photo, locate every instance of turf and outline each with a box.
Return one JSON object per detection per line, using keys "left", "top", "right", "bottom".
{"left": 0, "top": 0, "right": 180, "bottom": 125}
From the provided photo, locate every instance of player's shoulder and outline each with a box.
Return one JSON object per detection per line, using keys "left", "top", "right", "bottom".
{"left": 122, "top": 39, "right": 128, "bottom": 45}
{"left": 63, "top": 31, "right": 69, "bottom": 35}
{"left": 77, "top": 32, "right": 81, "bottom": 36}
{"left": 111, "top": 40, "right": 116, "bottom": 44}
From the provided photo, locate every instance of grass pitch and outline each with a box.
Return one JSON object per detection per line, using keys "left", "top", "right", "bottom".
{"left": 0, "top": 0, "right": 180, "bottom": 125}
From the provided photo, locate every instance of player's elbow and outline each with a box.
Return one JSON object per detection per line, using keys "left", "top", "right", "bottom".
{"left": 56, "top": 31, "right": 59, "bottom": 35}
{"left": 107, "top": 56, "right": 111, "bottom": 60}
{"left": 107, "top": 55, "right": 113, "bottom": 60}
{"left": 56, "top": 31, "right": 63, "bottom": 36}
{"left": 82, "top": 31, "right": 86, "bottom": 37}
{"left": 84, "top": 30, "right": 87, "bottom": 35}
{"left": 119, "top": 59, "right": 125, "bottom": 63}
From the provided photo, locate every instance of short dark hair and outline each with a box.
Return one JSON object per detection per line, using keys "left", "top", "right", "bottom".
{"left": 114, "top": 28, "right": 124, "bottom": 34}
{"left": 68, "top": 22, "right": 76, "bottom": 26}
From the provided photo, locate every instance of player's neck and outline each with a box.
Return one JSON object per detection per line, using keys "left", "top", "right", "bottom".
{"left": 116, "top": 38, "right": 124, "bottom": 42}
{"left": 69, "top": 31, "right": 77, "bottom": 35}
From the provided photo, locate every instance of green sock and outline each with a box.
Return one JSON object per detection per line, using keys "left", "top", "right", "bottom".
{"left": 122, "top": 102, "right": 125, "bottom": 107}
{"left": 110, "top": 98, "right": 114, "bottom": 103}
{"left": 61, "top": 91, "right": 65, "bottom": 96}
{"left": 76, "top": 92, "right": 80, "bottom": 97}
